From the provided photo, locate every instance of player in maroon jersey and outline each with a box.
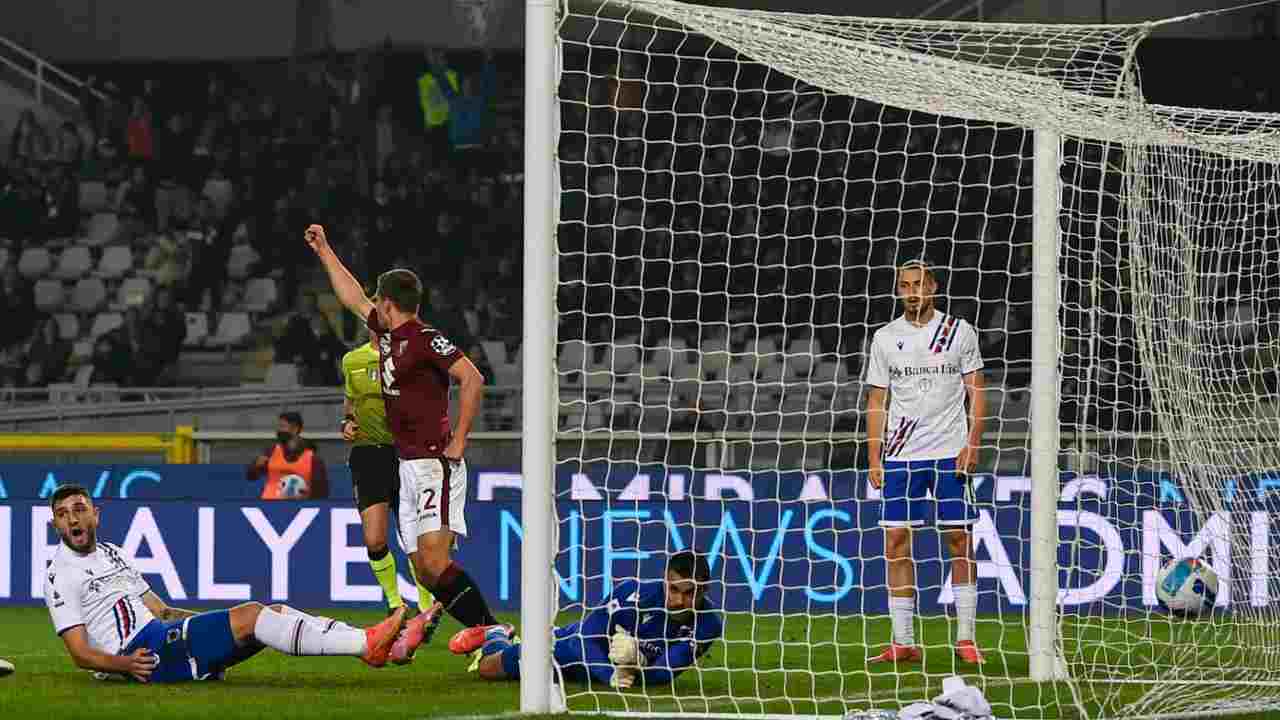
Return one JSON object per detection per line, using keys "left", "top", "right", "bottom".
{"left": 305, "top": 224, "right": 496, "bottom": 661}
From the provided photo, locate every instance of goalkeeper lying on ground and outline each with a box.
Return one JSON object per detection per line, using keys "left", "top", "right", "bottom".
{"left": 448, "top": 551, "right": 721, "bottom": 687}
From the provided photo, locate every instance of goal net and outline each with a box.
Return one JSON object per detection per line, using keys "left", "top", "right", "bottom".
{"left": 540, "top": 1, "right": 1280, "bottom": 718}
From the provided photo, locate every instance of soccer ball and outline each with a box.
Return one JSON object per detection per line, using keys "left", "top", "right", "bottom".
{"left": 1156, "top": 557, "right": 1218, "bottom": 616}
{"left": 0, "top": 658, "right": 14, "bottom": 677}
{"left": 278, "top": 474, "right": 309, "bottom": 498}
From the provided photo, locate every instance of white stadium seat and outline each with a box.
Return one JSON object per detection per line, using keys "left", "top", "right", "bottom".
{"left": 85, "top": 213, "right": 121, "bottom": 247}
{"left": 97, "top": 246, "right": 133, "bottom": 280}
{"left": 53, "top": 313, "right": 80, "bottom": 341}
{"left": 264, "top": 363, "right": 300, "bottom": 388}
{"left": 79, "top": 181, "right": 109, "bottom": 213}
{"left": 70, "top": 277, "right": 107, "bottom": 313}
{"left": 116, "top": 276, "right": 152, "bottom": 308}
{"left": 17, "top": 247, "right": 51, "bottom": 279}
{"left": 33, "top": 279, "right": 65, "bottom": 312}
{"left": 243, "top": 277, "right": 278, "bottom": 313}
{"left": 53, "top": 246, "right": 92, "bottom": 281}
{"left": 184, "top": 313, "right": 210, "bottom": 346}
{"left": 88, "top": 312, "right": 123, "bottom": 338}
{"left": 227, "top": 244, "right": 259, "bottom": 280}
{"left": 480, "top": 340, "right": 508, "bottom": 368}
{"left": 207, "top": 312, "right": 251, "bottom": 347}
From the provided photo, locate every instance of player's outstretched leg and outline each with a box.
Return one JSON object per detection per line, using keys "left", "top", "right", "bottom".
{"left": 450, "top": 624, "right": 520, "bottom": 681}
{"left": 231, "top": 602, "right": 405, "bottom": 668}
{"left": 389, "top": 600, "right": 445, "bottom": 665}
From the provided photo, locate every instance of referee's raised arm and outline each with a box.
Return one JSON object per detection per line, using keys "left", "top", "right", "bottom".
{"left": 304, "top": 223, "right": 374, "bottom": 320}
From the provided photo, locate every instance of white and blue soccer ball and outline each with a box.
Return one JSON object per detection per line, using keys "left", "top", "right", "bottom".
{"left": 1156, "top": 557, "right": 1218, "bottom": 616}
{"left": 278, "top": 474, "right": 309, "bottom": 498}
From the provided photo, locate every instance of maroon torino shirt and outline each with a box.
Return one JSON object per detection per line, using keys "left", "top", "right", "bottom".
{"left": 366, "top": 309, "right": 463, "bottom": 459}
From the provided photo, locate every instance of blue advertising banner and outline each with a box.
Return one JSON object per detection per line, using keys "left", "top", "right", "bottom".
{"left": 3, "top": 465, "right": 1278, "bottom": 614}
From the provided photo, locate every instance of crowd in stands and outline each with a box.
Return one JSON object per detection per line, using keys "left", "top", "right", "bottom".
{"left": 5, "top": 36, "right": 1274, "bottom": 437}
{"left": 0, "top": 46, "right": 524, "bottom": 394}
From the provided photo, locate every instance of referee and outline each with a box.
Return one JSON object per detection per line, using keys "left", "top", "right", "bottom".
{"left": 342, "top": 340, "right": 437, "bottom": 622}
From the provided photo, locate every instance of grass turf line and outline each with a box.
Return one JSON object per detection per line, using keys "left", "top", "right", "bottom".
{"left": 1, "top": 607, "right": 1276, "bottom": 720}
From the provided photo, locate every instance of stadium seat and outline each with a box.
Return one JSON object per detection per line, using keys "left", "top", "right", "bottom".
{"left": 70, "top": 277, "right": 107, "bottom": 312}
{"left": 17, "top": 247, "right": 52, "bottom": 278}
{"left": 207, "top": 312, "right": 251, "bottom": 347}
{"left": 70, "top": 339, "right": 93, "bottom": 364}
{"left": 116, "top": 276, "right": 152, "bottom": 308}
{"left": 243, "top": 277, "right": 277, "bottom": 313}
{"left": 184, "top": 313, "right": 210, "bottom": 346}
{"left": 53, "top": 313, "right": 80, "bottom": 341}
{"left": 79, "top": 180, "right": 109, "bottom": 213}
{"left": 88, "top": 312, "right": 123, "bottom": 338}
{"left": 227, "top": 244, "right": 259, "bottom": 280}
{"left": 85, "top": 213, "right": 121, "bottom": 247}
{"left": 264, "top": 363, "right": 300, "bottom": 388}
{"left": 480, "top": 340, "right": 508, "bottom": 368}
{"left": 784, "top": 349, "right": 815, "bottom": 379}
{"left": 97, "top": 246, "right": 133, "bottom": 280}
{"left": 52, "top": 245, "right": 93, "bottom": 280}
{"left": 33, "top": 279, "right": 65, "bottom": 312}
{"left": 558, "top": 339, "right": 588, "bottom": 382}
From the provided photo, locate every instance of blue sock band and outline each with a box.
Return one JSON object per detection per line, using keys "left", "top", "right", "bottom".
{"left": 481, "top": 626, "right": 512, "bottom": 657}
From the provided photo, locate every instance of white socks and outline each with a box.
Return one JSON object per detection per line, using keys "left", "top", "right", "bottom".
{"left": 953, "top": 584, "right": 977, "bottom": 643}
{"left": 890, "top": 595, "right": 915, "bottom": 646}
{"left": 275, "top": 605, "right": 358, "bottom": 634}
{"left": 253, "top": 607, "right": 366, "bottom": 657}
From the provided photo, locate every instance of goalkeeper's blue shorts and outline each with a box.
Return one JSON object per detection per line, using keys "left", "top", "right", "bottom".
{"left": 499, "top": 627, "right": 609, "bottom": 682}
{"left": 879, "top": 457, "right": 977, "bottom": 528}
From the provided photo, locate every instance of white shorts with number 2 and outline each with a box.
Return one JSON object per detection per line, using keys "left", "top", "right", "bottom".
{"left": 396, "top": 457, "right": 468, "bottom": 547}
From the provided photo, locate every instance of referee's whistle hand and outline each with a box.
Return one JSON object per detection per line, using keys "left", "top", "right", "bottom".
{"left": 342, "top": 420, "right": 358, "bottom": 442}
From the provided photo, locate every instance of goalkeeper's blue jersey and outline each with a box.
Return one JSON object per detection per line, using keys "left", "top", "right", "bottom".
{"left": 560, "top": 579, "right": 722, "bottom": 684}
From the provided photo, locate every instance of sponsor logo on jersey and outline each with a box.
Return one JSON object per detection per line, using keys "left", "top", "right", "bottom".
{"left": 888, "top": 362, "right": 960, "bottom": 380}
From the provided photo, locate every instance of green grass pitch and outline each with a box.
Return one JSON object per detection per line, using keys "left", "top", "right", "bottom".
{"left": 0, "top": 607, "right": 1274, "bottom": 720}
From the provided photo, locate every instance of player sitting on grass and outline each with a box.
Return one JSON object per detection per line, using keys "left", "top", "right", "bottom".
{"left": 450, "top": 551, "right": 722, "bottom": 688}
{"left": 43, "top": 485, "right": 406, "bottom": 683}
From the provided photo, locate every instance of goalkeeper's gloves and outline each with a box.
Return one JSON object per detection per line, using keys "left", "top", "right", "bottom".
{"left": 610, "top": 667, "right": 637, "bottom": 689}
{"left": 609, "top": 627, "right": 647, "bottom": 668}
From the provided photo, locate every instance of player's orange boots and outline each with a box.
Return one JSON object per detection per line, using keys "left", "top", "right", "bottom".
{"left": 449, "top": 623, "right": 515, "bottom": 655}
{"left": 361, "top": 607, "right": 406, "bottom": 668}
{"left": 390, "top": 601, "right": 444, "bottom": 665}
{"left": 955, "top": 639, "right": 985, "bottom": 664}
{"left": 868, "top": 643, "right": 923, "bottom": 664}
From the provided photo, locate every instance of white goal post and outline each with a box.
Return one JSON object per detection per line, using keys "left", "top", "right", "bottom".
{"left": 521, "top": 1, "right": 1280, "bottom": 718}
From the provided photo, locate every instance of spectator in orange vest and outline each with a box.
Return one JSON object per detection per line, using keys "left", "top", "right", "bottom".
{"left": 247, "top": 412, "right": 330, "bottom": 500}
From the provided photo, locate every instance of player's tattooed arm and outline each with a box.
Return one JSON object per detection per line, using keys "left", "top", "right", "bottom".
{"left": 140, "top": 590, "right": 197, "bottom": 621}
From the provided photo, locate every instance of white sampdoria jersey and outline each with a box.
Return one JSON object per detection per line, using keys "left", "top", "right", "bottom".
{"left": 865, "top": 311, "right": 983, "bottom": 461}
{"left": 45, "top": 542, "right": 156, "bottom": 654}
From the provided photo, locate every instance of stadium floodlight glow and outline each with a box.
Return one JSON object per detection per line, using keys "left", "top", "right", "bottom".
{"left": 521, "top": 0, "right": 1280, "bottom": 717}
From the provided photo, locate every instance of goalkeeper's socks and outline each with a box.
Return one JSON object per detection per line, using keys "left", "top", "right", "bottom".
{"left": 481, "top": 625, "right": 513, "bottom": 657}
{"left": 368, "top": 546, "right": 404, "bottom": 610}
{"left": 254, "top": 606, "right": 365, "bottom": 656}
{"left": 890, "top": 595, "right": 916, "bottom": 646}
{"left": 953, "top": 584, "right": 977, "bottom": 643}
{"left": 432, "top": 562, "right": 500, "bottom": 627}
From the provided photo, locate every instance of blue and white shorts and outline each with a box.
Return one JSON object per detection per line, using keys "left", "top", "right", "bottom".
{"left": 879, "top": 458, "right": 977, "bottom": 528}
{"left": 122, "top": 610, "right": 238, "bottom": 683}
